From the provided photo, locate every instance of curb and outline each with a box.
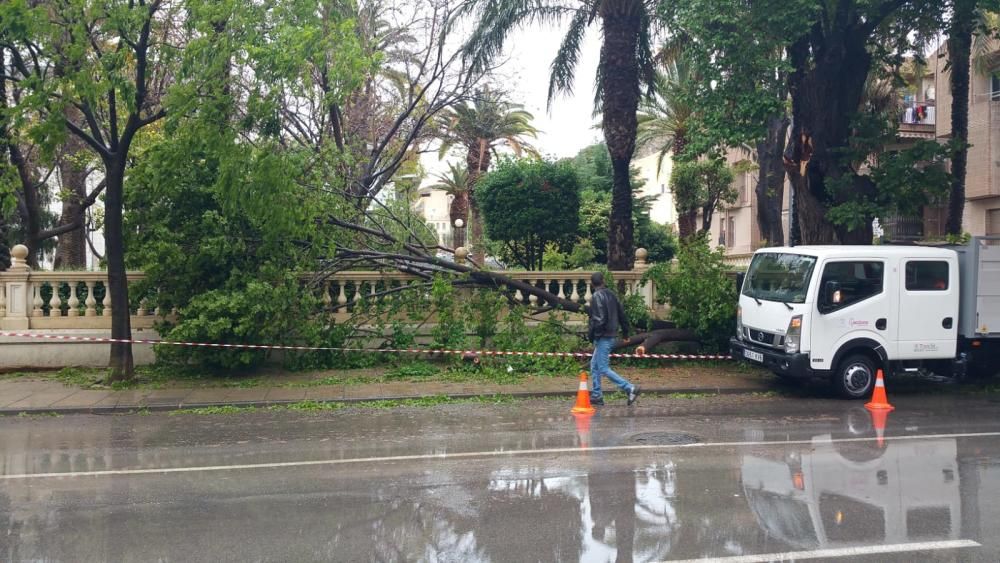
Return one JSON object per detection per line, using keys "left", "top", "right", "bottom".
{"left": 0, "top": 386, "right": 772, "bottom": 416}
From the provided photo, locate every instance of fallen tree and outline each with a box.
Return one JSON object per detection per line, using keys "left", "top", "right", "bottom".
{"left": 321, "top": 213, "right": 701, "bottom": 353}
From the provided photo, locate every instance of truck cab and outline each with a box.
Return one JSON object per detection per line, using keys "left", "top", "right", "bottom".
{"left": 730, "top": 238, "right": 1000, "bottom": 398}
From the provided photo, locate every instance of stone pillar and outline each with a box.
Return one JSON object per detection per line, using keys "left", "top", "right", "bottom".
{"left": 1, "top": 245, "right": 32, "bottom": 330}
{"left": 633, "top": 248, "right": 655, "bottom": 309}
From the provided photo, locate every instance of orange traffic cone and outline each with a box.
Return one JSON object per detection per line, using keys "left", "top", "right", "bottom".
{"left": 571, "top": 371, "right": 596, "bottom": 415}
{"left": 865, "top": 369, "right": 894, "bottom": 411}
{"left": 869, "top": 408, "right": 891, "bottom": 448}
{"left": 573, "top": 411, "right": 593, "bottom": 449}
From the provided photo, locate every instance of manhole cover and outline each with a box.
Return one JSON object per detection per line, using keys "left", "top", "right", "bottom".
{"left": 631, "top": 432, "right": 701, "bottom": 445}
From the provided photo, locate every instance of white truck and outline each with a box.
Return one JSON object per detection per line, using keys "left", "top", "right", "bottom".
{"left": 730, "top": 237, "right": 1000, "bottom": 398}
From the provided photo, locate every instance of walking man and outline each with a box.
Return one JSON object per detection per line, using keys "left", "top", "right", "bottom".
{"left": 587, "top": 272, "right": 640, "bottom": 406}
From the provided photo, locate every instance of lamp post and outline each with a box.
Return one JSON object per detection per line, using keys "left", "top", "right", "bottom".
{"left": 453, "top": 218, "right": 466, "bottom": 249}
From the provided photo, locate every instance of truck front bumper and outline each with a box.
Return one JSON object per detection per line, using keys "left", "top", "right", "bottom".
{"left": 730, "top": 338, "right": 813, "bottom": 379}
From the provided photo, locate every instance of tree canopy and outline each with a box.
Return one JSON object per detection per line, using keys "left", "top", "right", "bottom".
{"left": 477, "top": 158, "right": 580, "bottom": 270}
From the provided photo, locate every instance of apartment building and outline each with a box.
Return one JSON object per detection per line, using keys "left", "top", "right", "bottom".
{"left": 632, "top": 147, "right": 678, "bottom": 226}
{"left": 932, "top": 41, "right": 1000, "bottom": 237}
{"left": 413, "top": 187, "right": 454, "bottom": 247}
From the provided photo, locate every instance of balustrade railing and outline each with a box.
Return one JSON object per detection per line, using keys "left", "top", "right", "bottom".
{"left": 2, "top": 244, "right": 660, "bottom": 330}
{"left": 1, "top": 246, "right": 158, "bottom": 330}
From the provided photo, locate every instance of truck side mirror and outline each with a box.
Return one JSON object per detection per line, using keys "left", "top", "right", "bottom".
{"left": 824, "top": 280, "right": 842, "bottom": 307}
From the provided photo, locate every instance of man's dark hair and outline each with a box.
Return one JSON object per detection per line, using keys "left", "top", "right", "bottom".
{"left": 591, "top": 272, "right": 605, "bottom": 288}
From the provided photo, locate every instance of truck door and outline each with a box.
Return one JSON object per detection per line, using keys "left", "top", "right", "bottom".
{"left": 898, "top": 258, "right": 959, "bottom": 359}
{"left": 811, "top": 260, "right": 894, "bottom": 371}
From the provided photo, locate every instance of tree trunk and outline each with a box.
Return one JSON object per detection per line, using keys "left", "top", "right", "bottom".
{"left": 54, "top": 124, "right": 90, "bottom": 269}
{"left": 678, "top": 211, "right": 698, "bottom": 239}
{"left": 104, "top": 157, "right": 134, "bottom": 381}
{"left": 786, "top": 29, "right": 875, "bottom": 245}
{"left": 467, "top": 142, "right": 490, "bottom": 263}
{"left": 599, "top": 7, "right": 641, "bottom": 270}
{"left": 755, "top": 114, "right": 788, "bottom": 247}
{"left": 946, "top": 0, "right": 975, "bottom": 236}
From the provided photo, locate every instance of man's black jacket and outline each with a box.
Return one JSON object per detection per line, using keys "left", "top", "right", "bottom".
{"left": 587, "top": 287, "right": 630, "bottom": 341}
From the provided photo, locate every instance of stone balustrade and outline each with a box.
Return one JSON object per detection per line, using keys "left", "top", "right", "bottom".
{"left": 306, "top": 269, "right": 655, "bottom": 320}
{"left": 0, "top": 245, "right": 157, "bottom": 330}
{"left": 2, "top": 244, "right": 659, "bottom": 329}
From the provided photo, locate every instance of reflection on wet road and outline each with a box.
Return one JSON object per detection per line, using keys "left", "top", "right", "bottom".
{"left": 2, "top": 394, "right": 1000, "bottom": 562}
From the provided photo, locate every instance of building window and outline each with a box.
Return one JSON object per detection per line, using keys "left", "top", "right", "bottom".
{"left": 905, "top": 261, "right": 949, "bottom": 291}
{"left": 660, "top": 183, "right": 666, "bottom": 195}
{"left": 727, "top": 217, "right": 735, "bottom": 248}
{"left": 986, "top": 209, "right": 999, "bottom": 237}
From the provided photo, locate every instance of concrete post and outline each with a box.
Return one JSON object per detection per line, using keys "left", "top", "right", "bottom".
{"left": 1, "top": 245, "right": 31, "bottom": 330}
{"left": 633, "top": 248, "right": 655, "bottom": 309}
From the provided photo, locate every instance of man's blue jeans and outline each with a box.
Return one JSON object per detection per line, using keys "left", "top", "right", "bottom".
{"left": 590, "top": 337, "right": 633, "bottom": 400}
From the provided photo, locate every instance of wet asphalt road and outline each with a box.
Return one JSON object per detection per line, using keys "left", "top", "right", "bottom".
{"left": 3, "top": 392, "right": 1000, "bottom": 562}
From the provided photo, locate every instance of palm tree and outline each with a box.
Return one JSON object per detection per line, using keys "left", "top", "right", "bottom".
{"left": 460, "top": 0, "right": 660, "bottom": 269}
{"left": 436, "top": 88, "right": 539, "bottom": 259}
{"left": 429, "top": 162, "right": 472, "bottom": 248}
{"left": 972, "top": 11, "right": 1000, "bottom": 76}
{"left": 636, "top": 62, "right": 692, "bottom": 176}
{"left": 947, "top": 4, "right": 999, "bottom": 235}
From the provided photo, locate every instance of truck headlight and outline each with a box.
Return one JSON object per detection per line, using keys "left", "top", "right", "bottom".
{"left": 785, "top": 315, "right": 803, "bottom": 354}
{"left": 736, "top": 305, "right": 744, "bottom": 340}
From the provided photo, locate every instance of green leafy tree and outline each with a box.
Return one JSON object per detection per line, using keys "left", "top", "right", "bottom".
{"left": 2, "top": 0, "right": 186, "bottom": 380}
{"left": 669, "top": 159, "right": 736, "bottom": 239}
{"left": 435, "top": 88, "right": 539, "bottom": 256}
{"left": 648, "top": 233, "right": 736, "bottom": 351}
{"left": 460, "top": 0, "right": 663, "bottom": 270}
{"left": 477, "top": 158, "right": 580, "bottom": 270}
{"left": 665, "top": 0, "right": 948, "bottom": 244}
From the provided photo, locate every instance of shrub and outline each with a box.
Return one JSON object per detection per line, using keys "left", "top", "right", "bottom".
{"left": 645, "top": 234, "right": 736, "bottom": 351}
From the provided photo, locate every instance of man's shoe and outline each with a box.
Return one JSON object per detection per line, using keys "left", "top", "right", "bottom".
{"left": 627, "top": 386, "right": 640, "bottom": 406}
{"left": 591, "top": 397, "right": 605, "bottom": 406}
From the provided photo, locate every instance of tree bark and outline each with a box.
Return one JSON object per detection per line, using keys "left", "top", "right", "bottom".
{"left": 786, "top": 27, "right": 876, "bottom": 245}
{"left": 54, "top": 118, "right": 90, "bottom": 269}
{"left": 599, "top": 7, "right": 641, "bottom": 270}
{"left": 755, "top": 114, "right": 788, "bottom": 247}
{"left": 946, "top": 0, "right": 975, "bottom": 236}
{"left": 104, "top": 156, "right": 134, "bottom": 381}
{"left": 678, "top": 211, "right": 697, "bottom": 239}
{"left": 466, "top": 142, "right": 490, "bottom": 263}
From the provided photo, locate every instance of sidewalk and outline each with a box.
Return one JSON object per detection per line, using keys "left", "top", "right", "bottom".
{"left": 0, "top": 365, "right": 776, "bottom": 414}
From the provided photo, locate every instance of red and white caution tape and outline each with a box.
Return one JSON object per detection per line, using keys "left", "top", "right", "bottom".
{"left": 0, "top": 331, "right": 732, "bottom": 361}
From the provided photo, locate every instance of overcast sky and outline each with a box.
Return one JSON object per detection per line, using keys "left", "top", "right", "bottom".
{"left": 422, "top": 22, "right": 604, "bottom": 179}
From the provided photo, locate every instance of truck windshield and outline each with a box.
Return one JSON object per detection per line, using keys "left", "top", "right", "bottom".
{"left": 743, "top": 253, "right": 817, "bottom": 304}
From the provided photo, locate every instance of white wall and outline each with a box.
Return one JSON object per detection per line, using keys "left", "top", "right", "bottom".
{"left": 632, "top": 151, "right": 677, "bottom": 226}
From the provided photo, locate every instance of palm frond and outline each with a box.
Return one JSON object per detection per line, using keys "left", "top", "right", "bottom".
{"left": 462, "top": 0, "right": 575, "bottom": 76}
{"left": 548, "top": 5, "right": 594, "bottom": 106}
{"left": 972, "top": 10, "right": 1000, "bottom": 76}
{"left": 429, "top": 162, "right": 471, "bottom": 194}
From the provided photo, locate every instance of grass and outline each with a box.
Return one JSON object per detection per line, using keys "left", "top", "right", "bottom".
{"left": 15, "top": 411, "right": 62, "bottom": 418}
{"left": 9, "top": 358, "right": 765, "bottom": 394}
{"left": 665, "top": 392, "right": 716, "bottom": 399}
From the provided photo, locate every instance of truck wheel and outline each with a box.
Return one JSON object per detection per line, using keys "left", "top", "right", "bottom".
{"left": 832, "top": 355, "right": 877, "bottom": 400}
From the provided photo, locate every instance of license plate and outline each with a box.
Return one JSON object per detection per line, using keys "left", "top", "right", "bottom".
{"left": 743, "top": 349, "right": 764, "bottom": 363}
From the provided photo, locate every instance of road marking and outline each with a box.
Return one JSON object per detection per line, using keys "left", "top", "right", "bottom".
{"left": 658, "top": 540, "right": 981, "bottom": 562}
{"left": 2, "top": 431, "right": 1000, "bottom": 480}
